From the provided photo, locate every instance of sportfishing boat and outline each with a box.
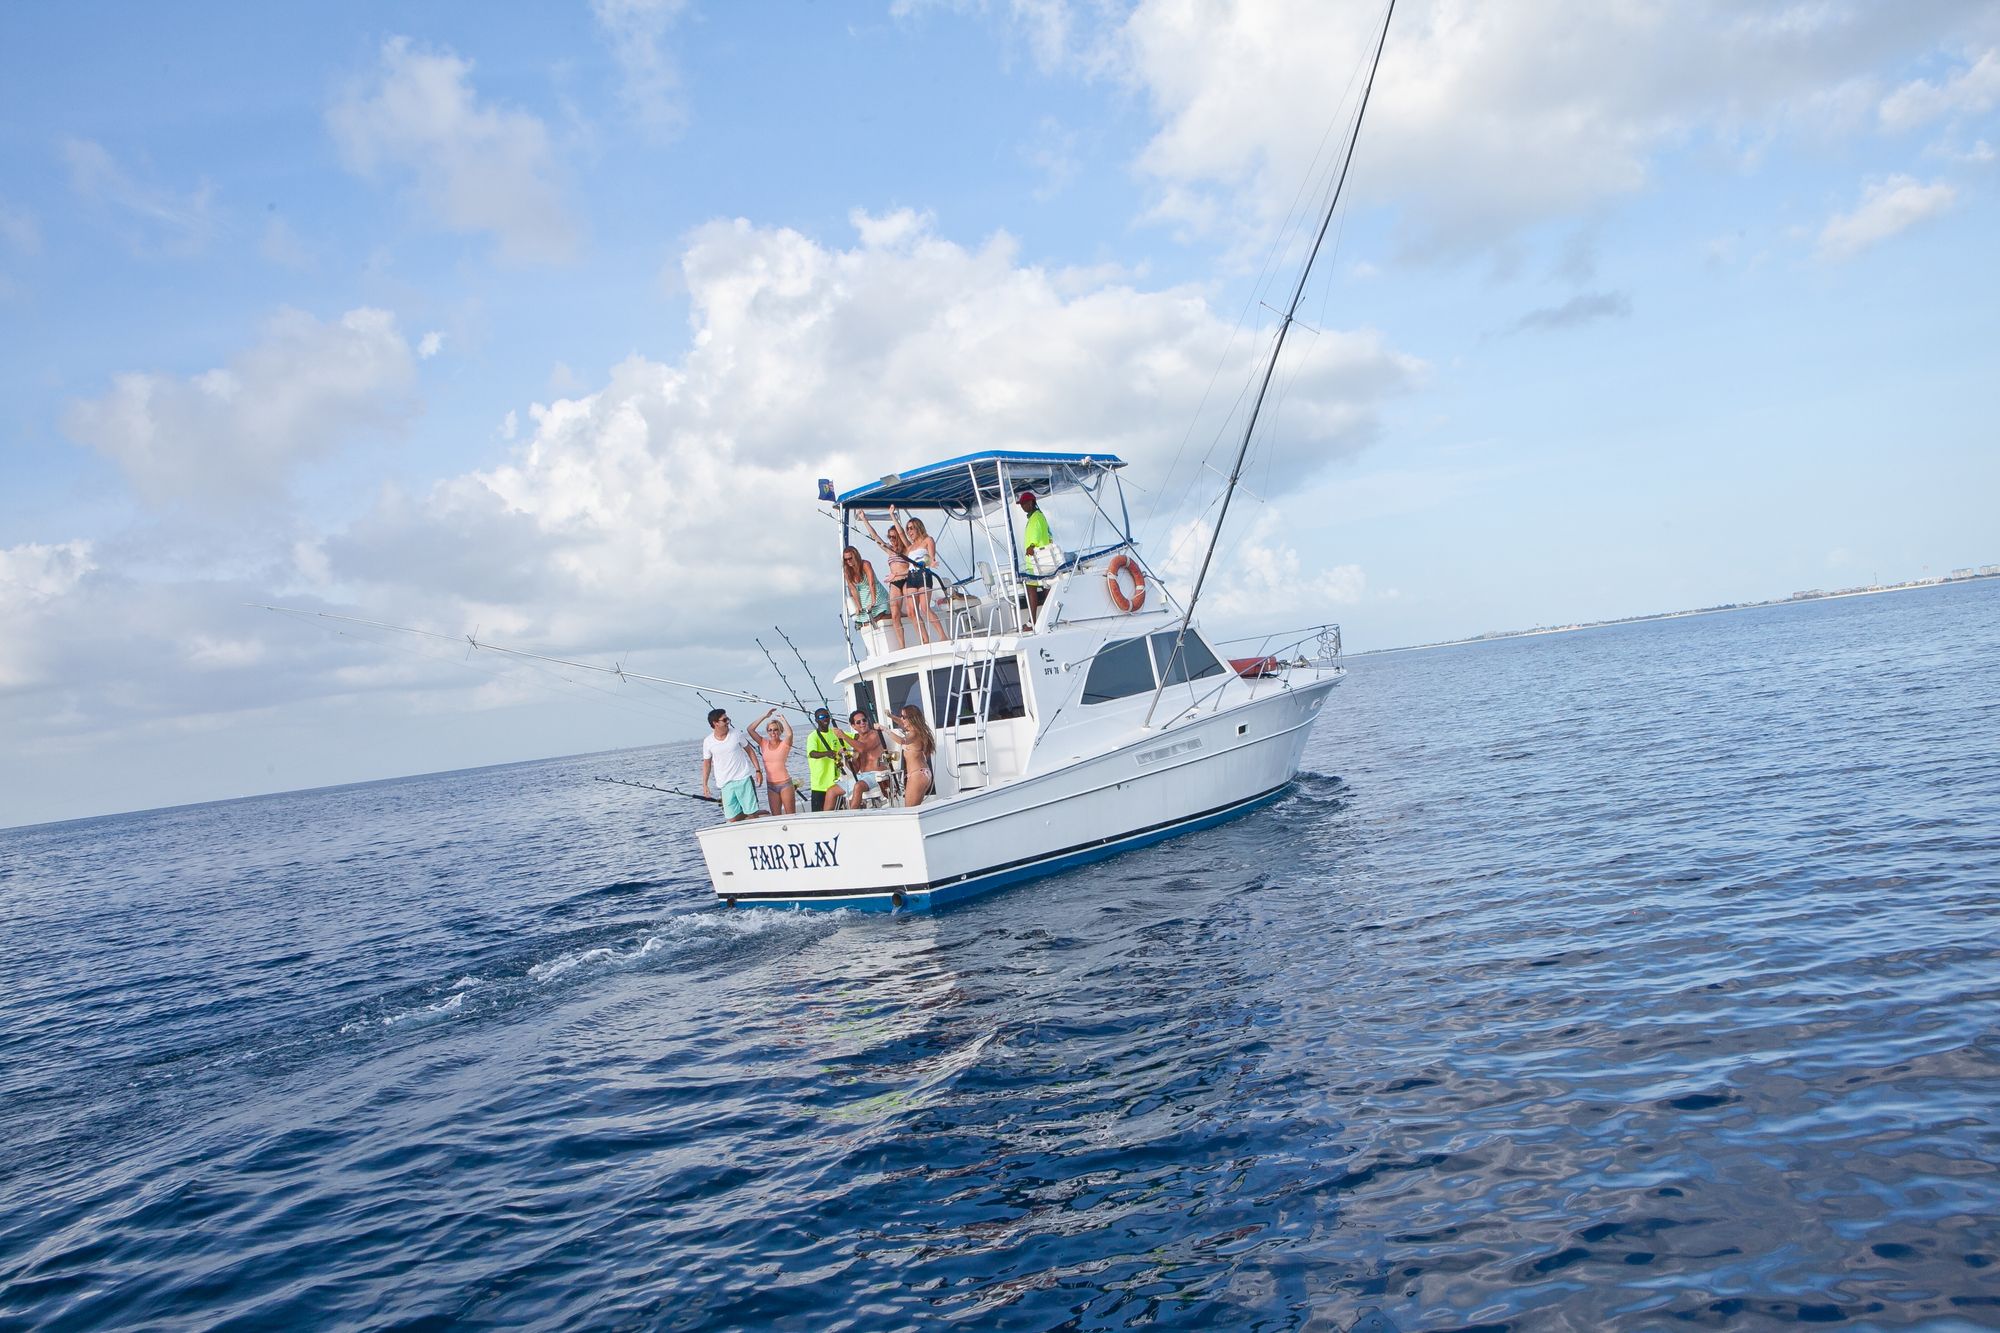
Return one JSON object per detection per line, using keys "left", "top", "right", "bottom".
{"left": 268, "top": 4, "right": 1388, "bottom": 915}
{"left": 694, "top": 0, "right": 1398, "bottom": 913}
{"left": 694, "top": 451, "right": 1344, "bottom": 911}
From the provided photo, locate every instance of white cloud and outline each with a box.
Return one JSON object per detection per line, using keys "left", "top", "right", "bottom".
{"left": 418, "top": 330, "right": 445, "bottom": 359}
{"left": 6, "top": 212, "right": 1417, "bottom": 811}
{"left": 591, "top": 0, "right": 691, "bottom": 137}
{"left": 892, "top": 0, "right": 1104, "bottom": 76}
{"left": 1816, "top": 174, "right": 1957, "bottom": 261}
{"left": 328, "top": 36, "right": 578, "bottom": 263}
{"left": 1099, "top": 1, "right": 1986, "bottom": 257}
{"left": 0, "top": 540, "right": 95, "bottom": 690}
{"left": 317, "top": 210, "right": 1419, "bottom": 651}
{"left": 1880, "top": 47, "right": 2000, "bottom": 131}
{"left": 62, "top": 138, "right": 216, "bottom": 256}
{"left": 62, "top": 307, "right": 419, "bottom": 506}
{"left": 1160, "top": 513, "right": 1364, "bottom": 623}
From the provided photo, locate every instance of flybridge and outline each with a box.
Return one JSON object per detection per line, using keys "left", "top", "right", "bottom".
{"left": 836, "top": 451, "right": 1126, "bottom": 512}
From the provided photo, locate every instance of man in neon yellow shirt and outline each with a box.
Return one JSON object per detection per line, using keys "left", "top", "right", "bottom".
{"left": 805, "top": 707, "right": 853, "bottom": 812}
{"left": 1018, "top": 489, "right": 1054, "bottom": 625}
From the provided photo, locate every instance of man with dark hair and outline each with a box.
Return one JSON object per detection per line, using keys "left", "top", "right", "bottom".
{"left": 699, "top": 707, "right": 763, "bottom": 823}
{"left": 1018, "top": 489, "right": 1054, "bottom": 625}
{"left": 805, "top": 707, "right": 852, "bottom": 812}
{"left": 833, "top": 708, "right": 891, "bottom": 808}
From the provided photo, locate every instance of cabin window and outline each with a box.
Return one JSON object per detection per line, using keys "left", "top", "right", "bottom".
{"left": 928, "top": 665, "right": 980, "bottom": 726}
{"left": 988, "top": 656, "right": 1027, "bottom": 721}
{"left": 1081, "top": 637, "right": 1156, "bottom": 705}
{"left": 884, "top": 671, "right": 925, "bottom": 717}
{"left": 851, "top": 680, "right": 878, "bottom": 724}
{"left": 1149, "top": 630, "right": 1227, "bottom": 687}
{"left": 921, "top": 656, "right": 1031, "bottom": 726}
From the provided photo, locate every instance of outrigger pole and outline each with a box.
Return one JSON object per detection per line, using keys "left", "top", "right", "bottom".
{"left": 754, "top": 637, "right": 814, "bottom": 721}
{"left": 594, "top": 776, "right": 719, "bottom": 804}
{"left": 254, "top": 604, "right": 796, "bottom": 712}
{"left": 776, "top": 626, "right": 833, "bottom": 717}
{"left": 1143, "top": 0, "right": 1395, "bottom": 728}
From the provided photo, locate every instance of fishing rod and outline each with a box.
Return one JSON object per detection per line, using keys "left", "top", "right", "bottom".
{"left": 255, "top": 604, "right": 792, "bottom": 710}
{"left": 753, "top": 636, "right": 814, "bottom": 723}
{"left": 1143, "top": 0, "right": 1395, "bottom": 728}
{"left": 776, "top": 626, "right": 832, "bottom": 717}
{"left": 594, "top": 776, "right": 719, "bottom": 804}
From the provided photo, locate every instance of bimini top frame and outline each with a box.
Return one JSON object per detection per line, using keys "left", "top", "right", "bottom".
{"left": 837, "top": 450, "right": 1126, "bottom": 515}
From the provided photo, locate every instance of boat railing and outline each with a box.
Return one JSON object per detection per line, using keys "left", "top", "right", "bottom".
{"left": 1213, "top": 623, "right": 1343, "bottom": 704}
{"left": 1145, "top": 621, "right": 1343, "bottom": 722}
{"left": 847, "top": 539, "right": 1151, "bottom": 656}
{"left": 1214, "top": 622, "right": 1342, "bottom": 667}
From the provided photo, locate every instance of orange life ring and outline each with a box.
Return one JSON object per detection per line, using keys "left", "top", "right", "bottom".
{"left": 1106, "top": 554, "right": 1147, "bottom": 612}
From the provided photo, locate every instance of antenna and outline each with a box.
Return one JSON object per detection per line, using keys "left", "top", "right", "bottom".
{"left": 1145, "top": 0, "right": 1395, "bottom": 728}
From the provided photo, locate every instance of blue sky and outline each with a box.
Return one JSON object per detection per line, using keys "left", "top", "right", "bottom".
{"left": 2, "top": 1, "right": 1996, "bottom": 826}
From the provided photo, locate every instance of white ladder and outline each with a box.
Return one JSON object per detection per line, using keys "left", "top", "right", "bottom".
{"left": 948, "top": 648, "right": 991, "bottom": 793}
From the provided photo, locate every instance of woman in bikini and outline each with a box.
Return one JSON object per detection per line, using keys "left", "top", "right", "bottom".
{"left": 900, "top": 515, "right": 949, "bottom": 644}
{"left": 752, "top": 708, "right": 797, "bottom": 815}
{"left": 842, "top": 545, "right": 891, "bottom": 634}
{"left": 854, "top": 509, "right": 910, "bottom": 651}
{"left": 883, "top": 704, "right": 936, "bottom": 807}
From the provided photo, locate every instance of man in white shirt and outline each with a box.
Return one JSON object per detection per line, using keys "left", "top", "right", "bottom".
{"left": 699, "top": 707, "right": 764, "bottom": 822}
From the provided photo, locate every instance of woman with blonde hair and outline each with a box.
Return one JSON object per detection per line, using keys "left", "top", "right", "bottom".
{"left": 883, "top": 703, "right": 936, "bottom": 806}
{"left": 855, "top": 508, "right": 911, "bottom": 651}
{"left": 900, "top": 515, "right": 949, "bottom": 644}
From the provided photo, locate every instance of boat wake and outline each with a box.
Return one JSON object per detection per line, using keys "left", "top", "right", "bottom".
{"left": 527, "top": 908, "right": 829, "bottom": 984}
{"left": 1286, "top": 770, "right": 1349, "bottom": 807}
{"left": 341, "top": 909, "right": 843, "bottom": 1035}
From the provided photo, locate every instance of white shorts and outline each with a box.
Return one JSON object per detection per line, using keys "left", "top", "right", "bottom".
{"left": 836, "top": 772, "right": 885, "bottom": 798}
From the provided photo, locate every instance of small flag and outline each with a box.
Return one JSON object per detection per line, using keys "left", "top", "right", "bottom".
{"left": 816, "top": 478, "right": 836, "bottom": 502}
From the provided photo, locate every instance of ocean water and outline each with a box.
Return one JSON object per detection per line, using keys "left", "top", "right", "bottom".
{"left": 2, "top": 581, "right": 1997, "bottom": 1331}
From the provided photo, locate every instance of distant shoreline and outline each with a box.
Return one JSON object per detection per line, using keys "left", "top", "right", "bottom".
{"left": 1354, "top": 568, "right": 2000, "bottom": 658}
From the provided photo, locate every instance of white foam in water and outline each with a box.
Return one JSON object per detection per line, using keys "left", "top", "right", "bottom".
{"left": 527, "top": 909, "right": 842, "bottom": 986}
{"left": 341, "top": 988, "right": 473, "bottom": 1034}
{"left": 337, "top": 911, "right": 846, "bottom": 1035}
{"left": 381, "top": 989, "right": 469, "bottom": 1027}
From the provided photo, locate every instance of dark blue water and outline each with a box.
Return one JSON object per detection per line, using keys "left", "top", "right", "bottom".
{"left": 4, "top": 583, "right": 1998, "bottom": 1331}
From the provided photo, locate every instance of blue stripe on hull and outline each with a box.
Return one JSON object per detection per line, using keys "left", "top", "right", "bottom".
{"left": 730, "top": 781, "right": 1292, "bottom": 914}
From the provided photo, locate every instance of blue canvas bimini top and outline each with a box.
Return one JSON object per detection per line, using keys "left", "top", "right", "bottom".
{"left": 836, "top": 450, "right": 1125, "bottom": 511}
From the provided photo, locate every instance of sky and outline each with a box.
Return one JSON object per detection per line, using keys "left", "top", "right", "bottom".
{"left": 2, "top": 1, "right": 1996, "bottom": 828}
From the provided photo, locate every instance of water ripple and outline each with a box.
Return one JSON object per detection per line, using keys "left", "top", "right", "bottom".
{"left": 2, "top": 583, "right": 1997, "bottom": 1329}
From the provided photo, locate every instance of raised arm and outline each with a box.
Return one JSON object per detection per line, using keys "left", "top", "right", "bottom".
{"left": 856, "top": 509, "right": 895, "bottom": 555}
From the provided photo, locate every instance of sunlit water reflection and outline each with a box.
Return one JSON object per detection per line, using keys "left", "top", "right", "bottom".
{"left": 3, "top": 582, "right": 1996, "bottom": 1329}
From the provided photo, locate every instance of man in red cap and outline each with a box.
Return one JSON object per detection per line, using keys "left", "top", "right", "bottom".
{"left": 1018, "top": 489, "right": 1053, "bottom": 625}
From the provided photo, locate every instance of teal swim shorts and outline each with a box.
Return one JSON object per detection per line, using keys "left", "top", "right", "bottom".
{"left": 721, "top": 777, "right": 759, "bottom": 819}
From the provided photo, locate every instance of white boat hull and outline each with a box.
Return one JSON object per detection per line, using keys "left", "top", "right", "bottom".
{"left": 696, "top": 674, "right": 1338, "bottom": 911}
